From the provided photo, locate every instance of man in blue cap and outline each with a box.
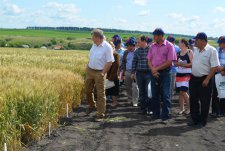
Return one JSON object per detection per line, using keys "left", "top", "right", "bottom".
{"left": 167, "top": 35, "right": 180, "bottom": 101}
{"left": 112, "top": 34, "right": 124, "bottom": 66}
{"left": 211, "top": 36, "right": 225, "bottom": 117}
{"left": 188, "top": 38, "right": 195, "bottom": 51}
{"left": 146, "top": 36, "right": 153, "bottom": 46}
{"left": 147, "top": 28, "right": 177, "bottom": 124}
{"left": 121, "top": 37, "right": 138, "bottom": 106}
{"left": 189, "top": 32, "right": 219, "bottom": 127}
{"left": 112, "top": 34, "right": 124, "bottom": 85}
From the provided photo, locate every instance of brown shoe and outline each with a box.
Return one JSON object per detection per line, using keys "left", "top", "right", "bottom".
{"left": 86, "top": 106, "right": 96, "bottom": 115}
{"left": 95, "top": 116, "right": 104, "bottom": 122}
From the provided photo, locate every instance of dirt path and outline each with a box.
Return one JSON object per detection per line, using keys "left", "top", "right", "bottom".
{"left": 24, "top": 86, "right": 225, "bottom": 151}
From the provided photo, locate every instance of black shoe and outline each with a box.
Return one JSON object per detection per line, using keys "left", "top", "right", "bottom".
{"left": 187, "top": 121, "right": 198, "bottom": 126}
{"left": 86, "top": 106, "right": 96, "bottom": 115}
{"left": 151, "top": 115, "right": 160, "bottom": 120}
{"left": 142, "top": 110, "right": 147, "bottom": 115}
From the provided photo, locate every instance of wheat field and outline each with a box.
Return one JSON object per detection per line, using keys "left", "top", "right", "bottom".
{"left": 0, "top": 48, "right": 88, "bottom": 150}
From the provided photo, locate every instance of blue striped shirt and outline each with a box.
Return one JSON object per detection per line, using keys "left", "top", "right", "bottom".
{"left": 218, "top": 48, "right": 225, "bottom": 66}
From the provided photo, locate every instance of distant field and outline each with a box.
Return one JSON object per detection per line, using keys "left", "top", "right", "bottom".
{"left": 0, "top": 29, "right": 218, "bottom": 49}
{"left": 0, "top": 29, "right": 140, "bottom": 38}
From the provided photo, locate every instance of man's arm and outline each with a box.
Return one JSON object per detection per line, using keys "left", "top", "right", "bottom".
{"left": 155, "top": 61, "right": 172, "bottom": 71}
{"left": 102, "top": 62, "right": 112, "bottom": 76}
{"left": 202, "top": 67, "right": 217, "bottom": 87}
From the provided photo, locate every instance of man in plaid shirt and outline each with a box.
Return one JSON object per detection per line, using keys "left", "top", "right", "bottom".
{"left": 131, "top": 35, "right": 151, "bottom": 115}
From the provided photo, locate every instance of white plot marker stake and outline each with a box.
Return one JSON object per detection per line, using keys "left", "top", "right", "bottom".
{"left": 4, "top": 143, "right": 7, "bottom": 151}
{"left": 66, "top": 103, "right": 69, "bottom": 118}
{"left": 49, "top": 122, "right": 51, "bottom": 137}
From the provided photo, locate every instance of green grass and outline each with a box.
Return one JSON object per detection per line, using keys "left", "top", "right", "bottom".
{"left": 0, "top": 29, "right": 137, "bottom": 39}
{"left": 0, "top": 29, "right": 218, "bottom": 48}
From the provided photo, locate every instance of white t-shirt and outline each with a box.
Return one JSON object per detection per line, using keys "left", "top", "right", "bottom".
{"left": 88, "top": 41, "right": 115, "bottom": 70}
{"left": 192, "top": 44, "right": 219, "bottom": 77}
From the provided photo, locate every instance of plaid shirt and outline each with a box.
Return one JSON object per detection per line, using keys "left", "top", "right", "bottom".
{"left": 218, "top": 48, "right": 225, "bottom": 67}
{"left": 132, "top": 46, "right": 150, "bottom": 73}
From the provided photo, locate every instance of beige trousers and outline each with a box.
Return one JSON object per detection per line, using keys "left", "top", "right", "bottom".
{"left": 85, "top": 67, "right": 106, "bottom": 117}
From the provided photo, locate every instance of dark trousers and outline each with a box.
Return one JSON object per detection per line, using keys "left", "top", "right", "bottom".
{"left": 136, "top": 71, "right": 151, "bottom": 112}
{"left": 211, "top": 75, "right": 225, "bottom": 115}
{"left": 189, "top": 75, "right": 212, "bottom": 125}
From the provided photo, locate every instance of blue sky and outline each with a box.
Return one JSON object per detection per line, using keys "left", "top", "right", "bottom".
{"left": 0, "top": 0, "right": 225, "bottom": 37}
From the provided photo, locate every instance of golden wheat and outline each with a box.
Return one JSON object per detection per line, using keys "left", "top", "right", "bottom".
{"left": 0, "top": 48, "right": 88, "bottom": 149}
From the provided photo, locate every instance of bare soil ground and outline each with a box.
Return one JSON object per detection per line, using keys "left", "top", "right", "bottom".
{"left": 24, "top": 86, "right": 225, "bottom": 151}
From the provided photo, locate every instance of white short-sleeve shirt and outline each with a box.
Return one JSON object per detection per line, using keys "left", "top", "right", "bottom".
{"left": 88, "top": 41, "right": 115, "bottom": 70}
{"left": 192, "top": 44, "right": 219, "bottom": 77}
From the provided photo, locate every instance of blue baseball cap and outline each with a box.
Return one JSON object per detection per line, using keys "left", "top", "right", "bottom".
{"left": 112, "top": 34, "right": 122, "bottom": 47}
{"left": 125, "top": 37, "right": 136, "bottom": 46}
{"left": 188, "top": 38, "right": 195, "bottom": 46}
{"left": 152, "top": 28, "right": 164, "bottom": 36}
{"left": 217, "top": 36, "right": 225, "bottom": 44}
{"left": 146, "top": 36, "right": 153, "bottom": 44}
{"left": 167, "top": 35, "right": 175, "bottom": 43}
{"left": 193, "top": 32, "right": 207, "bottom": 41}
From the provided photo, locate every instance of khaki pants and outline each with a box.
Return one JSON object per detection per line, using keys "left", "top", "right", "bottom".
{"left": 85, "top": 67, "right": 106, "bottom": 117}
{"left": 124, "top": 71, "right": 133, "bottom": 103}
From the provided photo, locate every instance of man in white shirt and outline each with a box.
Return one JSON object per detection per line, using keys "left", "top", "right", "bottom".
{"left": 189, "top": 32, "right": 219, "bottom": 127}
{"left": 85, "top": 29, "right": 114, "bottom": 122}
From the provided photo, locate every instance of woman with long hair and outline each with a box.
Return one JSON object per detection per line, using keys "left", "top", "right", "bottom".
{"left": 174, "top": 38, "right": 193, "bottom": 115}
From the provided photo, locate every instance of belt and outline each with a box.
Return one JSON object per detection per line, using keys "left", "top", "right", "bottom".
{"left": 158, "top": 68, "right": 171, "bottom": 72}
{"left": 88, "top": 66, "right": 102, "bottom": 71}
{"left": 191, "top": 74, "right": 207, "bottom": 79}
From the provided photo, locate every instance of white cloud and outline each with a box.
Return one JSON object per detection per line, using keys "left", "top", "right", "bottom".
{"left": 215, "top": 6, "right": 225, "bottom": 13}
{"left": 113, "top": 18, "right": 127, "bottom": 24}
{"left": 45, "top": 2, "right": 80, "bottom": 20}
{"left": 138, "top": 10, "right": 150, "bottom": 16}
{"left": 169, "top": 13, "right": 200, "bottom": 23}
{"left": 182, "top": 16, "right": 200, "bottom": 22}
{"left": 134, "top": 0, "right": 148, "bottom": 6}
{"left": 4, "top": 4, "right": 24, "bottom": 15}
{"left": 168, "top": 13, "right": 182, "bottom": 19}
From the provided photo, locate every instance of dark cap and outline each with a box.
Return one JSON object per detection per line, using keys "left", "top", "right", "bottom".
{"left": 217, "top": 36, "right": 225, "bottom": 44}
{"left": 189, "top": 38, "right": 195, "bottom": 46}
{"left": 167, "top": 35, "right": 175, "bottom": 43}
{"left": 146, "top": 36, "right": 153, "bottom": 44}
{"left": 125, "top": 37, "right": 136, "bottom": 46}
{"left": 152, "top": 28, "right": 164, "bottom": 36}
{"left": 112, "top": 34, "right": 122, "bottom": 47}
{"left": 193, "top": 32, "right": 207, "bottom": 41}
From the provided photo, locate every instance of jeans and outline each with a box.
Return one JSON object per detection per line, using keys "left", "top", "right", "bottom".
{"left": 136, "top": 71, "right": 151, "bottom": 112}
{"left": 151, "top": 69, "right": 171, "bottom": 120}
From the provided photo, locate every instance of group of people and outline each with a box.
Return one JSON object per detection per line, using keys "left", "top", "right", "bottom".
{"left": 84, "top": 28, "right": 225, "bottom": 127}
